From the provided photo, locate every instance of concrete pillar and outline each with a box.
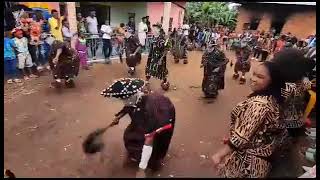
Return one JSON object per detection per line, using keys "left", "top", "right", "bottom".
{"left": 65, "top": 2, "right": 77, "bottom": 48}
{"left": 162, "top": 2, "right": 172, "bottom": 34}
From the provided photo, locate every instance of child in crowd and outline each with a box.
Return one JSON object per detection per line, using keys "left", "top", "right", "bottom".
{"left": 75, "top": 32, "right": 89, "bottom": 70}
{"left": 12, "top": 28, "right": 38, "bottom": 80}
{"left": 4, "top": 31, "right": 22, "bottom": 84}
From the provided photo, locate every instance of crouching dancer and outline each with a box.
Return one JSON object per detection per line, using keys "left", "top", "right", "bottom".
{"left": 48, "top": 40, "right": 80, "bottom": 88}
{"left": 101, "top": 78, "right": 176, "bottom": 178}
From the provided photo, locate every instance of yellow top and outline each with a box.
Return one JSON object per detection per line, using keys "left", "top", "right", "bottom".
{"left": 48, "top": 16, "right": 64, "bottom": 42}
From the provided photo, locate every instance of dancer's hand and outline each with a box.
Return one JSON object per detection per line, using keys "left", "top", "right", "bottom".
{"left": 53, "top": 57, "right": 59, "bottom": 64}
{"left": 111, "top": 116, "right": 120, "bottom": 126}
{"left": 211, "top": 153, "right": 223, "bottom": 168}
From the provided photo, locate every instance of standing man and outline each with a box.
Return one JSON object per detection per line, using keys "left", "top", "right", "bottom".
{"left": 100, "top": 20, "right": 113, "bottom": 64}
{"left": 48, "top": 9, "right": 64, "bottom": 42}
{"left": 86, "top": 10, "right": 99, "bottom": 60}
{"left": 62, "top": 19, "right": 76, "bottom": 44}
{"left": 127, "top": 17, "right": 136, "bottom": 34}
{"left": 138, "top": 17, "right": 148, "bottom": 50}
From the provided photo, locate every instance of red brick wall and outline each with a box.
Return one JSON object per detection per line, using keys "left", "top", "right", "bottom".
{"left": 257, "top": 13, "right": 272, "bottom": 32}
{"left": 282, "top": 11, "right": 316, "bottom": 39}
{"left": 235, "top": 7, "right": 252, "bottom": 33}
{"left": 236, "top": 4, "right": 316, "bottom": 39}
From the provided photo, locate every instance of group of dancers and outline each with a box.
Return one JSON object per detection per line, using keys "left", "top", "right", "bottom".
{"left": 47, "top": 21, "right": 316, "bottom": 178}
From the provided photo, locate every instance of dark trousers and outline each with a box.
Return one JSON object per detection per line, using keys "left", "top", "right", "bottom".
{"left": 88, "top": 38, "right": 99, "bottom": 58}
{"left": 102, "top": 39, "right": 112, "bottom": 59}
{"left": 261, "top": 50, "right": 269, "bottom": 62}
{"left": 29, "top": 44, "right": 46, "bottom": 66}
{"left": 4, "top": 58, "right": 18, "bottom": 79}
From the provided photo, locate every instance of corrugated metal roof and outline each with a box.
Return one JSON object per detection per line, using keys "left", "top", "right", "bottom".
{"left": 259, "top": 2, "right": 316, "bottom": 6}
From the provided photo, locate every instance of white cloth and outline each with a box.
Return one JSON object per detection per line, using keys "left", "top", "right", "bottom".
{"left": 138, "top": 22, "right": 148, "bottom": 46}
{"left": 182, "top": 24, "right": 190, "bottom": 36}
{"left": 138, "top": 22, "right": 148, "bottom": 33}
{"left": 100, "top": 24, "right": 113, "bottom": 39}
{"left": 138, "top": 145, "right": 153, "bottom": 170}
{"left": 212, "top": 32, "right": 220, "bottom": 41}
{"left": 86, "top": 16, "right": 98, "bottom": 34}
{"left": 62, "top": 26, "right": 73, "bottom": 38}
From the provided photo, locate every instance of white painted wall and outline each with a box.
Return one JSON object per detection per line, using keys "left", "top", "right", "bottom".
{"left": 109, "top": 2, "right": 147, "bottom": 29}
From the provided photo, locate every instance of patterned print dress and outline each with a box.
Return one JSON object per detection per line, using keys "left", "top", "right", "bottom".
{"left": 221, "top": 95, "right": 287, "bottom": 178}
{"left": 281, "top": 79, "right": 311, "bottom": 129}
{"left": 145, "top": 36, "right": 169, "bottom": 80}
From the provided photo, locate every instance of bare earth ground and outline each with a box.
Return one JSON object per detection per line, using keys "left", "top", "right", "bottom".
{"left": 4, "top": 50, "right": 311, "bottom": 178}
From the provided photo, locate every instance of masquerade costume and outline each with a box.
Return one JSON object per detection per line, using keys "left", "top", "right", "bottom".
{"left": 145, "top": 24, "right": 170, "bottom": 90}
{"left": 124, "top": 34, "right": 142, "bottom": 75}
{"left": 48, "top": 40, "right": 80, "bottom": 87}
{"left": 172, "top": 32, "right": 188, "bottom": 64}
{"left": 201, "top": 45, "right": 228, "bottom": 98}
{"left": 101, "top": 78, "right": 175, "bottom": 170}
{"left": 233, "top": 45, "right": 251, "bottom": 84}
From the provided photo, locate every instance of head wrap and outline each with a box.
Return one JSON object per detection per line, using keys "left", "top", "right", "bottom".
{"left": 101, "top": 78, "right": 145, "bottom": 99}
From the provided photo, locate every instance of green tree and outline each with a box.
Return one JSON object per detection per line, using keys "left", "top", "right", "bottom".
{"left": 185, "top": 2, "right": 238, "bottom": 29}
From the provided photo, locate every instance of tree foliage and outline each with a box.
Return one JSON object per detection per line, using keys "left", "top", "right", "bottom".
{"left": 185, "top": 2, "right": 238, "bottom": 29}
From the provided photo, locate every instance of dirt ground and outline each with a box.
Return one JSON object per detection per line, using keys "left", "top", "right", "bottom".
{"left": 4, "top": 50, "right": 310, "bottom": 178}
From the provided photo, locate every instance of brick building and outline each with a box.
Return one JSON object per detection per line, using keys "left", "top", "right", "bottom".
{"left": 235, "top": 2, "right": 316, "bottom": 39}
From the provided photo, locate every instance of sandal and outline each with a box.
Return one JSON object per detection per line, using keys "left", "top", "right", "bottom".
{"left": 29, "top": 74, "right": 39, "bottom": 78}
{"left": 7, "top": 79, "right": 13, "bottom": 84}
{"left": 13, "top": 79, "right": 22, "bottom": 83}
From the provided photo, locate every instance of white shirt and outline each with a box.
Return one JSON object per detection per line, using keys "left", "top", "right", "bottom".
{"left": 138, "top": 22, "right": 148, "bottom": 33}
{"left": 62, "top": 26, "right": 73, "bottom": 38}
{"left": 212, "top": 32, "right": 220, "bottom": 41}
{"left": 86, "top": 16, "right": 98, "bottom": 34}
{"left": 100, "top": 24, "right": 113, "bottom": 39}
{"left": 182, "top": 24, "right": 190, "bottom": 36}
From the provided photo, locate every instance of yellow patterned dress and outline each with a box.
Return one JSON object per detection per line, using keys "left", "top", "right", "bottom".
{"left": 222, "top": 95, "right": 287, "bottom": 178}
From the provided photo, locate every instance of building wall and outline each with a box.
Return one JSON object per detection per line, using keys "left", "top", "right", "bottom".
{"left": 170, "top": 3, "right": 184, "bottom": 29}
{"left": 147, "top": 2, "right": 164, "bottom": 26}
{"left": 147, "top": 2, "right": 185, "bottom": 30}
{"left": 109, "top": 2, "right": 147, "bottom": 29}
{"left": 235, "top": 5, "right": 316, "bottom": 39}
{"left": 235, "top": 7, "right": 252, "bottom": 33}
{"left": 281, "top": 11, "right": 316, "bottom": 39}
{"left": 257, "top": 13, "right": 272, "bottom": 32}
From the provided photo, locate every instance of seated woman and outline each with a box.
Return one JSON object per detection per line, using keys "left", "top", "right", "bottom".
{"left": 101, "top": 78, "right": 175, "bottom": 178}
{"left": 48, "top": 40, "right": 80, "bottom": 88}
{"left": 211, "top": 49, "right": 311, "bottom": 178}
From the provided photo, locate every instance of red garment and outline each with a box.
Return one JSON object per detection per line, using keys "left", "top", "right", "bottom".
{"left": 274, "top": 40, "right": 285, "bottom": 54}
{"left": 30, "top": 21, "right": 43, "bottom": 42}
